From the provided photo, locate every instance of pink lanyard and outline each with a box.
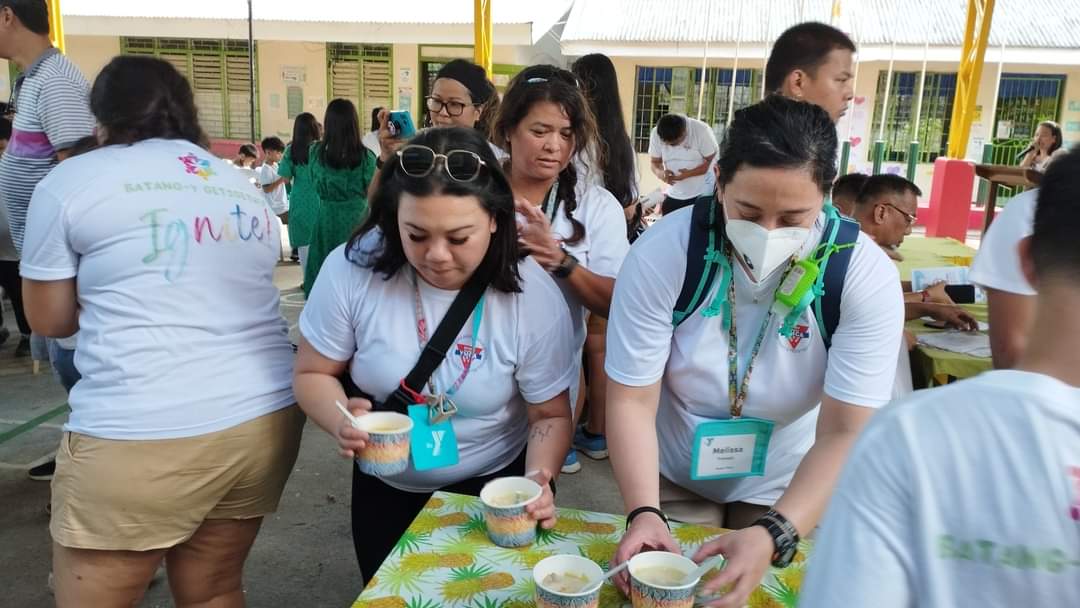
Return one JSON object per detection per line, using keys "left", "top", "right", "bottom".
{"left": 412, "top": 277, "right": 485, "bottom": 398}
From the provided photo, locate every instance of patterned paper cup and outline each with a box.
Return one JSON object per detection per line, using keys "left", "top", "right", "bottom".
{"left": 628, "top": 551, "right": 700, "bottom": 608}
{"left": 354, "top": 412, "right": 413, "bottom": 476}
{"left": 479, "top": 476, "right": 542, "bottom": 547}
{"left": 533, "top": 554, "right": 603, "bottom": 608}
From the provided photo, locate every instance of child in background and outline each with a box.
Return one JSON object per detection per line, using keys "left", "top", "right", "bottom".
{"left": 233, "top": 143, "right": 258, "bottom": 185}
{"left": 259, "top": 137, "right": 290, "bottom": 258}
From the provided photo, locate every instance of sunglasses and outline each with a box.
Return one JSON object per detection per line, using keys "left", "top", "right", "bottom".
{"left": 397, "top": 144, "right": 486, "bottom": 182}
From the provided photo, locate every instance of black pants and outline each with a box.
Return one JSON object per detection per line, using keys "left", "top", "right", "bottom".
{"left": 661, "top": 195, "right": 696, "bottom": 216}
{"left": 0, "top": 260, "right": 30, "bottom": 336}
{"left": 351, "top": 448, "right": 527, "bottom": 581}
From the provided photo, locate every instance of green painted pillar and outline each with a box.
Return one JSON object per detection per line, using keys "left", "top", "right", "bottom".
{"left": 976, "top": 143, "right": 994, "bottom": 207}
{"left": 872, "top": 140, "right": 886, "bottom": 175}
{"left": 906, "top": 142, "right": 920, "bottom": 182}
{"left": 839, "top": 141, "right": 851, "bottom": 176}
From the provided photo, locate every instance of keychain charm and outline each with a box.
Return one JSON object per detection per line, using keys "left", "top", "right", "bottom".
{"left": 426, "top": 393, "right": 458, "bottom": 425}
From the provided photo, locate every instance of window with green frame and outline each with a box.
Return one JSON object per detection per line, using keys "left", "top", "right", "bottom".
{"left": 632, "top": 66, "right": 762, "bottom": 153}
{"left": 327, "top": 43, "right": 392, "bottom": 130}
{"left": 121, "top": 37, "right": 259, "bottom": 141}
{"left": 868, "top": 71, "right": 957, "bottom": 164}
{"left": 989, "top": 73, "right": 1065, "bottom": 165}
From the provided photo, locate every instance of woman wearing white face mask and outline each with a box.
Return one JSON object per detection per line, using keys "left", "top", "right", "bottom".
{"left": 604, "top": 96, "right": 904, "bottom": 608}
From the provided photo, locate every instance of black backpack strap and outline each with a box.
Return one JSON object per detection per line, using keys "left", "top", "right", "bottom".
{"left": 344, "top": 267, "right": 489, "bottom": 414}
{"left": 818, "top": 215, "right": 860, "bottom": 350}
{"left": 672, "top": 195, "right": 723, "bottom": 328}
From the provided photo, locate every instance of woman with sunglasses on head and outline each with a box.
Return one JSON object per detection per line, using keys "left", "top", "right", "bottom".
{"left": 294, "top": 127, "right": 575, "bottom": 579}
{"left": 277, "top": 112, "right": 321, "bottom": 279}
{"left": 303, "top": 98, "right": 376, "bottom": 296}
{"left": 493, "top": 65, "right": 631, "bottom": 474}
{"left": 376, "top": 59, "right": 503, "bottom": 165}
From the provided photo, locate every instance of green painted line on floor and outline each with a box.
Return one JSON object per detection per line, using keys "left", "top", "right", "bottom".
{"left": 0, "top": 403, "right": 70, "bottom": 446}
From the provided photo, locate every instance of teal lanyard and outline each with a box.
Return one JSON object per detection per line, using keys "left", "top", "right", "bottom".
{"left": 412, "top": 276, "right": 485, "bottom": 398}
{"left": 723, "top": 239, "right": 796, "bottom": 418}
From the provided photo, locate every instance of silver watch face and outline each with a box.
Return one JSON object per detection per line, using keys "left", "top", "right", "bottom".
{"left": 775, "top": 542, "right": 798, "bottom": 567}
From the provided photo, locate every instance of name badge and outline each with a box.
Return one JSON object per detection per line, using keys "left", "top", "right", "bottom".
{"left": 690, "top": 417, "right": 774, "bottom": 480}
{"left": 408, "top": 404, "right": 460, "bottom": 471}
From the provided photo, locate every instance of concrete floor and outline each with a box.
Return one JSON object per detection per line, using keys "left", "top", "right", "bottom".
{"left": 0, "top": 262, "right": 625, "bottom": 607}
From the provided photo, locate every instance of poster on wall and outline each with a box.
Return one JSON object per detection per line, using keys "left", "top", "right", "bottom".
{"left": 398, "top": 87, "right": 413, "bottom": 113}
{"left": 836, "top": 94, "right": 870, "bottom": 174}
{"left": 281, "top": 66, "right": 307, "bottom": 85}
{"left": 400, "top": 67, "right": 413, "bottom": 86}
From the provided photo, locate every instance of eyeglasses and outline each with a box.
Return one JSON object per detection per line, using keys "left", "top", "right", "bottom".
{"left": 883, "top": 202, "right": 916, "bottom": 226}
{"left": 397, "top": 144, "right": 486, "bottom": 182}
{"left": 425, "top": 96, "right": 477, "bottom": 118}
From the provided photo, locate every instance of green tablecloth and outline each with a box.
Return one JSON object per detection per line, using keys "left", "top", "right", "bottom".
{"left": 353, "top": 492, "right": 811, "bottom": 608}
{"left": 907, "top": 304, "right": 992, "bottom": 384}
{"left": 896, "top": 237, "right": 978, "bottom": 282}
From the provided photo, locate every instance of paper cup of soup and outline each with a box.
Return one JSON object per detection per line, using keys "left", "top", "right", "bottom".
{"left": 533, "top": 554, "right": 603, "bottom": 608}
{"left": 479, "top": 476, "right": 542, "bottom": 547}
{"left": 628, "top": 551, "right": 700, "bottom": 608}
{"left": 353, "top": 412, "right": 413, "bottom": 476}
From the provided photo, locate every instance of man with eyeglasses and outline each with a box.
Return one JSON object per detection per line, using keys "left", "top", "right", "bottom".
{"left": 852, "top": 174, "right": 978, "bottom": 345}
{"left": 0, "top": 0, "right": 95, "bottom": 482}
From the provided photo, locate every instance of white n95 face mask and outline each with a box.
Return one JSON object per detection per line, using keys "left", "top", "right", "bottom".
{"left": 724, "top": 208, "right": 810, "bottom": 283}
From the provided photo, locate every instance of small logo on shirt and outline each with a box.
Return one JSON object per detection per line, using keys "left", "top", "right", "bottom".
{"left": 179, "top": 153, "right": 215, "bottom": 180}
{"left": 1069, "top": 466, "right": 1080, "bottom": 522}
{"left": 454, "top": 340, "right": 484, "bottom": 370}
{"left": 783, "top": 324, "right": 812, "bottom": 353}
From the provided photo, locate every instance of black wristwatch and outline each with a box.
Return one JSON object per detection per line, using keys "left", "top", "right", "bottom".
{"left": 754, "top": 509, "right": 800, "bottom": 568}
{"left": 551, "top": 246, "right": 579, "bottom": 279}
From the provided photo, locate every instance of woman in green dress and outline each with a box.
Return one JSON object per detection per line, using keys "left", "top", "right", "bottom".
{"left": 277, "top": 112, "right": 321, "bottom": 282}
{"left": 304, "top": 99, "right": 376, "bottom": 296}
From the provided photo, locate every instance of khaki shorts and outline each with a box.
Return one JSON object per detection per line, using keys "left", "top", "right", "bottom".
{"left": 659, "top": 476, "right": 769, "bottom": 530}
{"left": 51, "top": 405, "right": 305, "bottom": 551}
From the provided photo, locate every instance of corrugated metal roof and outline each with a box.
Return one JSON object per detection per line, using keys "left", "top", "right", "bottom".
{"left": 63, "top": 0, "right": 570, "bottom": 25}
{"left": 562, "top": 0, "right": 1080, "bottom": 49}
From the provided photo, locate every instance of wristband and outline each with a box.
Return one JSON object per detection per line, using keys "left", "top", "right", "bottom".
{"left": 625, "top": 506, "right": 670, "bottom": 530}
{"left": 376, "top": 156, "right": 385, "bottom": 169}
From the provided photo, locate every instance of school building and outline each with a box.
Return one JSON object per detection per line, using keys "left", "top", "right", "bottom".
{"left": 3, "top": 0, "right": 1079, "bottom": 200}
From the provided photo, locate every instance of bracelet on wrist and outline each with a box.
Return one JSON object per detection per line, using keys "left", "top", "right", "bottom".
{"left": 625, "top": 506, "right": 670, "bottom": 530}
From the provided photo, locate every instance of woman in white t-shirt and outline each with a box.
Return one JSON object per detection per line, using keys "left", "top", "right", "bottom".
{"left": 1018, "top": 121, "right": 1067, "bottom": 173}
{"left": 21, "top": 56, "right": 302, "bottom": 607}
{"left": 491, "top": 65, "right": 631, "bottom": 473}
{"left": 604, "top": 96, "right": 904, "bottom": 607}
{"left": 294, "top": 127, "right": 575, "bottom": 579}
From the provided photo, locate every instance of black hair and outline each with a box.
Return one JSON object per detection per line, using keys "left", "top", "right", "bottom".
{"left": 717, "top": 96, "right": 837, "bottom": 194}
{"left": 831, "top": 173, "right": 868, "bottom": 205}
{"left": 765, "top": 22, "right": 856, "bottom": 93}
{"left": 370, "top": 107, "right": 383, "bottom": 133}
{"left": 854, "top": 174, "right": 922, "bottom": 209}
{"left": 1, "top": 0, "right": 49, "bottom": 36}
{"left": 260, "top": 136, "right": 285, "bottom": 153}
{"left": 237, "top": 144, "right": 257, "bottom": 159}
{"left": 656, "top": 114, "right": 687, "bottom": 144}
{"left": 572, "top": 53, "right": 637, "bottom": 208}
{"left": 493, "top": 64, "right": 599, "bottom": 246}
{"left": 346, "top": 127, "right": 522, "bottom": 293}
{"left": 1038, "top": 121, "right": 1063, "bottom": 155}
{"left": 90, "top": 56, "right": 208, "bottom": 148}
{"left": 319, "top": 98, "right": 366, "bottom": 170}
{"left": 67, "top": 135, "right": 99, "bottom": 157}
{"left": 1031, "top": 145, "right": 1080, "bottom": 280}
{"left": 0, "top": 106, "right": 10, "bottom": 140}
{"left": 289, "top": 112, "right": 319, "bottom": 165}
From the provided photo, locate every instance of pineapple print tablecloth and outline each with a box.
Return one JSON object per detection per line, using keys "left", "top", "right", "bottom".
{"left": 353, "top": 492, "right": 811, "bottom": 608}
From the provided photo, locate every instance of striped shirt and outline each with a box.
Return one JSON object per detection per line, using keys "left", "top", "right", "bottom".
{"left": 0, "top": 48, "right": 94, "bottom": 253}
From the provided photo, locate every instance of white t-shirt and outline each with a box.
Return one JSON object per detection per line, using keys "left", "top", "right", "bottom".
{"left": 801, "top": 370, "right": 1080, "bottom": 607}
{"left": 258, "top": 162, "right": 289, "bottom": 215}
{"left": 647, "top": 116, "right": 718, "bottom": 200}
{"left": 970, "top": 188, "right": 1037, "bottom": 297}
{"left": 234, "top": 164, "right": 258, "bottom": 186}
{"left": 549, "top": 183, "right": 630, "bottom": 404}
{"left": 605, "top": 205, "right": 904, "bottom": 504}
{"left": 299, "top": 237, "right": 576, "bottom": 492}
{"left": 19, "top": 138, "right": 295, "bottom": 440}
